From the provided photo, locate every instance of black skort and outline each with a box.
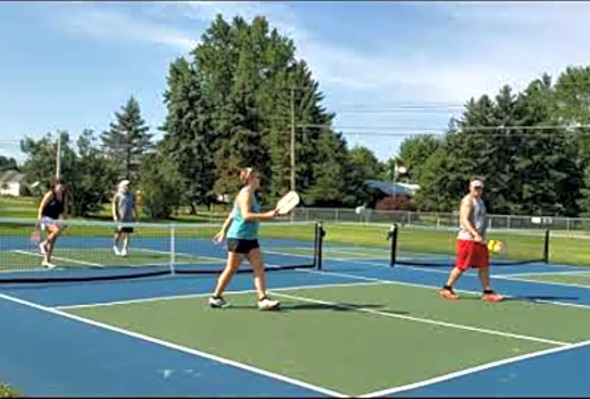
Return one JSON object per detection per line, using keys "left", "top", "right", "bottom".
{"left": 116, "top": 227, "right": 134, "bottom": 233}
{"left": 227, "top": 238, "right": 259, "bottom": 254}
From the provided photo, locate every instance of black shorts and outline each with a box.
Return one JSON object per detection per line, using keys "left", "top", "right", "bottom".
{"left": 227, "top": 239, "right": 259, "bottom": 254}
{"left": 116, "top": 227, "right": 134, "bottom": 233}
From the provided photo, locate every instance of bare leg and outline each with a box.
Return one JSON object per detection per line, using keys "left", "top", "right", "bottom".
{"left": 444, "top": 266, "right": 464, "bottom": 288}
{"left": 246, "top": 248, "right": 267, "bottom": 300}
{"left": 123, "top": 232, "right": 130, "bottom": 253}
{"left": 478, "top": 267, "right": 492, "bottom": 291}
{"left": 44, "top": 225, "right": 62, "bottom": 263}
{"left": 213, "top": 252, "right": 243, "bottom": 298}
{"left": 113, "top": 230, "right": 122, "bottom": 251}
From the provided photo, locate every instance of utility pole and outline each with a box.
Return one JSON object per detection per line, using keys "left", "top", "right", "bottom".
{"left": 56, "top": 133, "right": 61, "bottom": 179}
{"left": 290, "top": 87, "right": 296, "bottom": 192}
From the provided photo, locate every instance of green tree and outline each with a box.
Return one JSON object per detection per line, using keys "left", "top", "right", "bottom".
{"left": 397, "top": 135, "right": 441, "bottom": 182}
{"left": 101, "top": 96, "right": 153, "bottom": 181}
{"left": 346, "top": 146, "right": 383, "bottom": 206}
{"left": 69, "top": 130, "right": 119, "bottom": 216}
{"left": 553, "top": 66, "right": 590, "bottom": 214}
{"left": 161, "top": 58, "right": 215, "bottom": 213}
{"left": 0, "top": 156, "right": 18, "bottom": 171}
{"left": 20, "top": 130, "right": 117, "bottom": 216}
{"left": 172, "top": 14, "right": 346, "bottom": 207}
{"left": 415, "top": 80, "right": 583, "bottom": 216}
{"left": 138, "top": 151, "right": 182, "bottom": 219}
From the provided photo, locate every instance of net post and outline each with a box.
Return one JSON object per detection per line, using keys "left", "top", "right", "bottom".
{"left": 388, "top": 223, "right": 398, "bottom": 267}
{"left": 314, "top": 221, "right": 325, "bottom": 270}
{"left": 170, "top": 224, "right": 176, "bottom": 276}
{"left": 543, "top": 228, "right": 550, "bottom": 263}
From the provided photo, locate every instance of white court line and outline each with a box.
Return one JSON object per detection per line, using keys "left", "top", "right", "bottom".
{"left": 13, "top": 250, "right": 103, "bottom": 267}
{"left": 361, "top": 337, "right": 590, "bottom": 397}
{"left": 0, "top": 292, "right": 346, "bottom": 398}
{"left": 270, "top": 292, "right": 569, "bottom": 347}
{"left": 496, "top": 275, "right": 590, "bottom": 291}
{"left": 56, "top": 281, "right": 385, "bottom": 310}
{"left": 495, "top": 269, "right": 590, "bottom": 278}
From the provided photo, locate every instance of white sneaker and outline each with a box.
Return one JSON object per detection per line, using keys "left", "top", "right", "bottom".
{"left": 257, "top": 297, "right": 280, "bottom": 311}
{"left": 113, "top": 246, "right": 121, "bottom": 256}
{"left": 42, "top": 260, "right": 56, "bottom": 269}
{"left": 121, "top": 248, "right": 128, "bottom": 257}
{"left": 209, "top": 296, "right": 229, "bottom": 308}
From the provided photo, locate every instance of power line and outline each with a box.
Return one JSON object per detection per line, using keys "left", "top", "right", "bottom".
{"left": 295, "top": 123, "right": 590, "bottom": 132}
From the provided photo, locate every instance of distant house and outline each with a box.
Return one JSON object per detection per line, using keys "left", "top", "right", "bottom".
{"left": 0, "top": 170, "right": 26, "bottom": 196}
{"left": 364, "top": 180, "right": 420, "bottom": 197}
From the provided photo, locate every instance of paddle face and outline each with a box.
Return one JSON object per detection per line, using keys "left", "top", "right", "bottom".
{"left": 276, "top": 191, "right": 300, "bottom": 215}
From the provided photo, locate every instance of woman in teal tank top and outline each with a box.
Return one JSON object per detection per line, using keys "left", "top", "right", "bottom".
{"left": 209, "top": 167, "right": 281, "bottom": 311}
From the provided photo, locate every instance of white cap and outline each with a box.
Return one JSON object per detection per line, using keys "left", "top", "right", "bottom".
{"left": 470, "top": 179, "right": 484, "bottom": 188}
{"left": 119, "top": 179, "right": 130, "bottom": 188}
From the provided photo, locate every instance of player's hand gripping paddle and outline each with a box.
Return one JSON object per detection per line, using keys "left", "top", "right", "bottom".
{"left": 275, "top": 191, "right": 300, "bottom": 215}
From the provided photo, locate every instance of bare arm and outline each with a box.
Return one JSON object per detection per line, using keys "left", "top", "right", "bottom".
{"left": 112, "top": 195, "right": 118, "bottom": 221}
{"left": 213, "top": 210, "right": 234, "bottom": 243}
{"left": 459, "top": 197, "right": 482, "bottom": 242}
{"left": 238, "top": 190, "right": 277, "bottom": 222}
{"left": 220, "top": 212, "right": 233, "bottom": 235}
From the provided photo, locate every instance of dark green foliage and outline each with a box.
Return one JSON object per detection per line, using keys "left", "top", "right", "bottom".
{"left": 138, "top": 151, "right": 182, "bottom": 219}
{"left": 20, "top": 130, "right": 118, "bottom": 217}
{"left": 101, "top": 97, "right": 153, "bottom": 182}
{"left": 0, "top": 156, "right": 17, "bottom": 171}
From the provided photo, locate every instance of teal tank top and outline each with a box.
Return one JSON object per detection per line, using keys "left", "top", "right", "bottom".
{"left": 227, "top": 188, "right": 260, "bottom": 240}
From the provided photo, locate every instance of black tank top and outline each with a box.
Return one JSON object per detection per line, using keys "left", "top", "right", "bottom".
{"left": 42, "top": 192, "right": 64, "bottom": 219}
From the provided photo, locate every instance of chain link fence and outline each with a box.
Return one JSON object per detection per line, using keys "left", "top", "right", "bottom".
{"left": 291, "top": 207, "right": 590, "bottom": 238}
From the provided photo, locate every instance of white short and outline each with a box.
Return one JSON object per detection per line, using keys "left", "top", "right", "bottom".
{"left": 40, "top": 217, "right": 60, "bottom": 231}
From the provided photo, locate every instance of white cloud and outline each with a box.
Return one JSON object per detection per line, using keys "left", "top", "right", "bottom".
{"left": 55, "top": 4, "right": 199, "bottom": 51}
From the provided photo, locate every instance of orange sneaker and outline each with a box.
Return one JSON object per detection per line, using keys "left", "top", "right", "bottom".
{"left": 439, "top": 288, "right": 460, "bottom": 300}
{"left": 482, "top": 291, "right": 504, "bottom": 302}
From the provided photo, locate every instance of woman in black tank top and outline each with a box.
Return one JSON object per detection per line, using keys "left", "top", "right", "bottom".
{"left": 37, "top": 178, "right": 68, "bottom": 269}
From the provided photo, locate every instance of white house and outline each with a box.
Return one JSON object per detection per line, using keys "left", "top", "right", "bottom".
{"left": 0, "top": 170, "right": 25, "bottom": 196}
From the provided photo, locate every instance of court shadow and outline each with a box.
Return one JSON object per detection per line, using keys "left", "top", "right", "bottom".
{"left": 221, "top": 302, "right": 409, "bottom": 313}
{"left": 282, "top": 302, "right": 385, "bottom": 312}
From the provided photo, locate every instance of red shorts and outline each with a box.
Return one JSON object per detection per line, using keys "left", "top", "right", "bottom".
{"left": 456, "top": 239, "right": 489, "bottom": 271}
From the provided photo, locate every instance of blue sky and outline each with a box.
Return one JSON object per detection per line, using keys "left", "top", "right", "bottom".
{"left": 2, "top": 1, "right": 590, "bottom": 163}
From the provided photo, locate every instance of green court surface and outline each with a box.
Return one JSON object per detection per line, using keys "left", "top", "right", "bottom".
{"left": 507, "top": 271, "right": 590, "bottom": 288}
{"left": 0, "top": 248, "right": 223, "bottom": 272}
{"left": 66, "top": 282, "right": 590, "bottom": 396}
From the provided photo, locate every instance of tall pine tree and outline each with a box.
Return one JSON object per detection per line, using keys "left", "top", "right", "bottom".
{"left": 101, "top": 96, "right": 153, "bottom": 181}
{"left": 161, "top": 58, "right": 215, "bottom": 212}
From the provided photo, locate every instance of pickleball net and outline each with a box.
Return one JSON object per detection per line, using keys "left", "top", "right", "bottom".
{"left": 0, "top": 218, "right": 324, "bottom": 283}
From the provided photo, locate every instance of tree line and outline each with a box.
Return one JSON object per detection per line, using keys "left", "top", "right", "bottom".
{"left": 398, "top": 68, "right": 590, "bottom": 217}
